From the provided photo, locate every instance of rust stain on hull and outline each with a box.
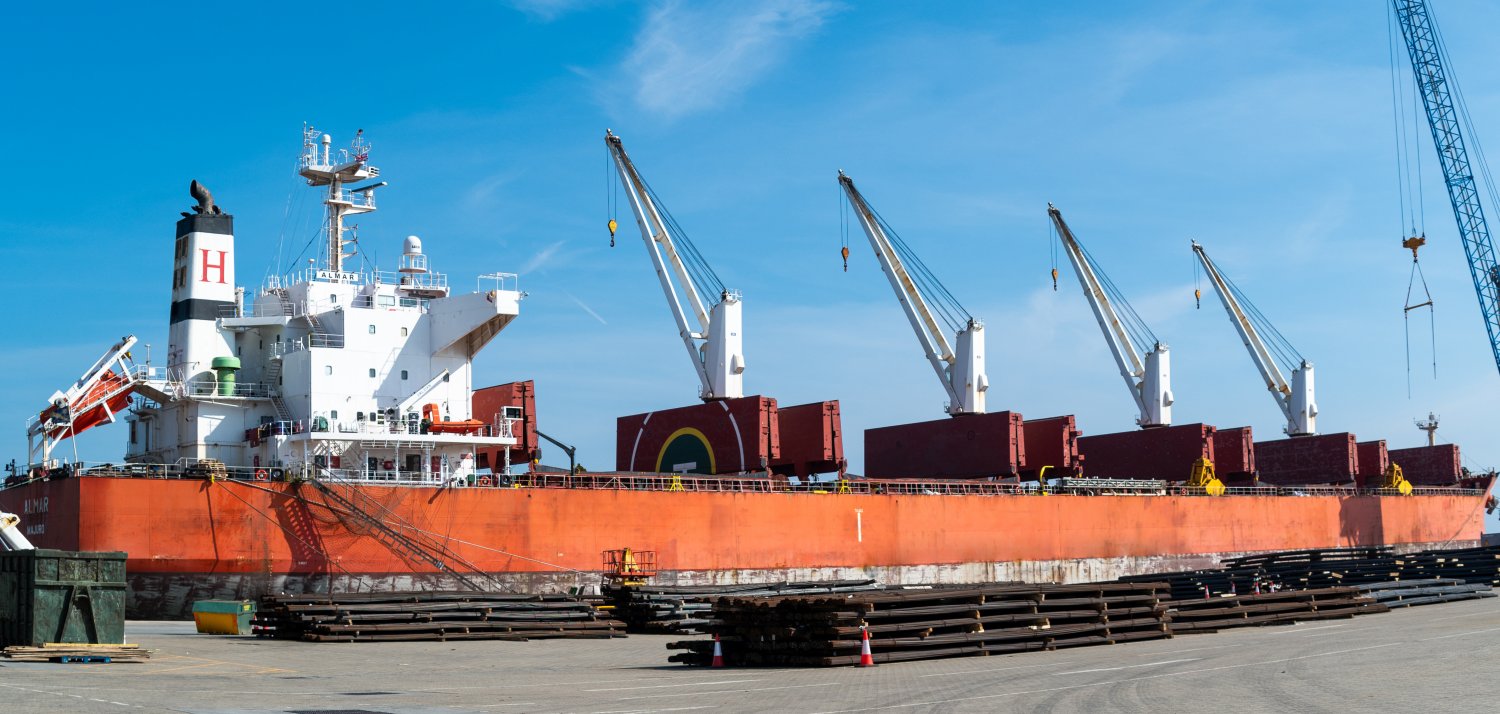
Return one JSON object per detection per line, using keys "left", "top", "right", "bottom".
{"left": 10, "top": 477, "right": 1488, "bottom": 618}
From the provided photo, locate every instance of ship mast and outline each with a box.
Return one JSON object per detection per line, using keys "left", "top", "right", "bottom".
{"left": 299, "top": 126, "right": 383, "bottom": 276}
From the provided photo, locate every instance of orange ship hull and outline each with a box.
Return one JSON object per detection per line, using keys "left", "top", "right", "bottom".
{"left": 7, "top": 475, "right": 1488, "bottom": 618}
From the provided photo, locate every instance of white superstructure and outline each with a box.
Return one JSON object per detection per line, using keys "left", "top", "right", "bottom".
{"left": 119, "top": 127, "right": 524, "bottom": 483}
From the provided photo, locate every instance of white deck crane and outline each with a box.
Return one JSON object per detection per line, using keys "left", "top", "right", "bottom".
{"left": 838, "top": 171, "right": 987, "bottom": 416}
{"left": 1048, "top": 204, "right": 1172, "bottom": 428}
{"left": 1192, "top": 241, "right": 1317, "bottom": 436}
{"left": 605, "top": 130, "right": 744, "bottom": 401}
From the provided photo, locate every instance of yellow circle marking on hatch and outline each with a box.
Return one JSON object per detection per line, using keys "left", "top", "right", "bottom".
{"left": 655, "top": 427, "right": 716, "bottom": 475}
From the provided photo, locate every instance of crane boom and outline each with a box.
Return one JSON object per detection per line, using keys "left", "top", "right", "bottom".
{"left": 605, "top": 130, "right": 744, "bottom": 401}
{"left": 838, "top": 172, "right": 986, "bottom": 416}
{"left": 1048, "top": 204, "right": 1172, "bottom": 427}
{"left": 1192, "top": 241, "right": 1317, "bottom": 436}
{"left": 1392, "top": 0, "right": 1500, "bottom": 376}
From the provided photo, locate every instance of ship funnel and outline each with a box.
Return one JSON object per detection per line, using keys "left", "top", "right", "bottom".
{"left": 400, "top": 235, "right": 428, "bottom": 274}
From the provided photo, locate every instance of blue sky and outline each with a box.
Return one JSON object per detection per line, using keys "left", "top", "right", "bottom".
{"left": 3, "top": 1, "right": 1498, "bottom": 525}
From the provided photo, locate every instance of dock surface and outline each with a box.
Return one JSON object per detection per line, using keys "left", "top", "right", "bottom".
{"left": 3, "top": 598, "right": 1497, "bottom": 713}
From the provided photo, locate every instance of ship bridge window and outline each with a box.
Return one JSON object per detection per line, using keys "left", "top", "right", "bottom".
{"left": 379, "top": 294, "right": 396, "bottom": 308}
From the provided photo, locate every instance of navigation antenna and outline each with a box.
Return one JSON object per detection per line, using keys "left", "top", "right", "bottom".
{"left": 1415, "top": 412, "right": 1440, "bottom": 446}
{"left": 298, "top": 125, "right": 384, "bottom": 276}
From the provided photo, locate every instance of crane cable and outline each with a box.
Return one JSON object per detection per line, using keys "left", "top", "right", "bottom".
{"left": 1404, "top": 238, "right": 1437, "bottom": 395}
{"left": 840, "top": 182, "right": 850, "bottom": 271}
{"left": 1049, "top": 214, "right": 1059, "bottom": 291}
{"left": 1389, "top": 1, "right": 1438, "bottom": 393}
{"left": 605, "top": 150, "right": 618, "bottom": 247}
{"left": 1052, "top": 219, "right": 1158, "bottom": 353}
{"left": 865, "top": 200, "right": 972, "bottom": 334}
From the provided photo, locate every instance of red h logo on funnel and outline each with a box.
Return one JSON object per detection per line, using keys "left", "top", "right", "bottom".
{"left": 200, "top": 249, "right": 228, "bottom": 284}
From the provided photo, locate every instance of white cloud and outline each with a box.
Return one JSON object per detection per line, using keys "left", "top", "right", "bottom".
{"left": 522, "top": 240, "right": 567, "bottom": 273}
{"left": 620, "top": 0, "right": 839, "bottom": 119}
{"left": 565, "top": 291, "right": 609, "bottom": 324}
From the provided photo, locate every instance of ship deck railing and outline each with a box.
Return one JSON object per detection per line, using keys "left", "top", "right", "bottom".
{"left": 1, "top": 463, "right": 1490, "bottom": 499}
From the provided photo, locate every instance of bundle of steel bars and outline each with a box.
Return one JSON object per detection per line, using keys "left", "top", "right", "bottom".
{"left": 605, "top": 579, "right": 885, "bottom": 634}
{"left": 1353, "top": 579, "right": 1497, "bottom": 607}
{"left": 1164, "top": 587, "right": 1387, "bottom": 634}
{"left": 252, "top": 591, "right": 626, "bottom": 642}
{"left": 1116, "top": 544, "right": 1500, "bottom": 599}
{"left": 667, "top": 582, "right": 1172, "bottom": 667}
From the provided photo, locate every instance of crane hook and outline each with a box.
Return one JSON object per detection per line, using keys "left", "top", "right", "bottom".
{"left": 1051, "top": 267, "right": 1058, "bottom": 291}
{"left": 608, "top": 218, "right": 618, "bottom": 248}
{"left": 841, "top": 245, "right": 849, "bottom": 272}
{"left": 1194, "top": 288, "right": 1201, "bottom": 309}
{"left": 1403, "top": 234, "right": 1426, "bottom": 262}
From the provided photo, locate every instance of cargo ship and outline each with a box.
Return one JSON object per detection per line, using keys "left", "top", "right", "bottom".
{"left": 3, "top": 127, "right": 1492, "bottom": 619}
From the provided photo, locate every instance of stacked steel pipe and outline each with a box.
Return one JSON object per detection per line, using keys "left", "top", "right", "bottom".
{"left": 252, "top": 591, "right": 625, "bottom": 642}
{"left": 667, "top": 582, "right": 1171, "bottom": 667}
{"left": 605, "top": 579, "right": 885, "bottom": 634}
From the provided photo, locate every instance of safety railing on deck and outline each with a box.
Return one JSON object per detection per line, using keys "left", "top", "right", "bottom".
{"left": 186, "top": 381, "right": 274, "bottom": 399}
{"left": 4, "top": 462, "right": 1492, "bottom": 499}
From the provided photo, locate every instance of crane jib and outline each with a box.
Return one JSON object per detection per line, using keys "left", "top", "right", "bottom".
{"left": 1393, "top": 0, "right": 1500, "bottom": 375}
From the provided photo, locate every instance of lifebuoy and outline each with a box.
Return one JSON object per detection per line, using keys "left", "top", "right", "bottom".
{"left": 254, "top": 469, "right": 268, "bottom": 482}
{"left": 478, "top": 475, "right": 494, "bottom": 487}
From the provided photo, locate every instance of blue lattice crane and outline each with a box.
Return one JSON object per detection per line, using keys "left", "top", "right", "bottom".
{"left": 1392, "top": 0, "right": 1500, "bottom": 376}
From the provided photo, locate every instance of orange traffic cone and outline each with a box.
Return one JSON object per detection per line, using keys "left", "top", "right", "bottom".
{"left": 858, "top": 626, "right": 875, "bottom": 667}
{"left": 711, "top": 634, "right": 725, "bottom": 668}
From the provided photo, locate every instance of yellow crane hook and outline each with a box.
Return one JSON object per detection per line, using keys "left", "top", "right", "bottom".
{"left": 841, "top": 245, "right": 849, "bottom": 272}
{"left": 608, "top": 218, "right": 618, "bottom": 248}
